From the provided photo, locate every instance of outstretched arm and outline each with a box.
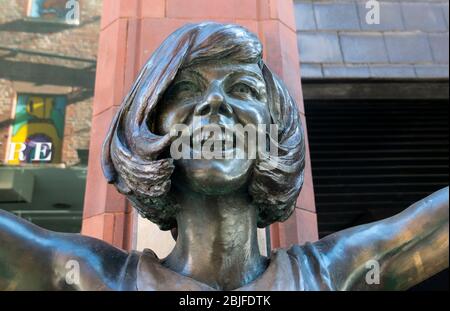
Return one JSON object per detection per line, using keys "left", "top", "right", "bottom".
{"left": 313, "top": 187, "right": 449, "bottom": 290}
{"left": 0, "top": 209, "right": 129, "bottom": 290}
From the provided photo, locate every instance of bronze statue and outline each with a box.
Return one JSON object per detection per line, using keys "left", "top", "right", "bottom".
{"left": 0, "top": 23, "right": 448, "bottom": 291}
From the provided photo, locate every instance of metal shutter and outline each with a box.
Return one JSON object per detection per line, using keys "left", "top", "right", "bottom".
{"left": 305, "top": 99, "right": 449, "bottom": 238}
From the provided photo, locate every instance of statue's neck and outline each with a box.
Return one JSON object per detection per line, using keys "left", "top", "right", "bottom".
{"left": 162, "top": 188, "right": 268, "bottom": 290}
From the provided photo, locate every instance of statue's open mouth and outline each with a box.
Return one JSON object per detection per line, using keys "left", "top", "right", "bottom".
{"left": 191, "top": 128, "right": 236, "bottom": 151}
{"left": 190, "top": 124, "right": 242, "bottom": 154}
{"left": 168, "top": 121, "right": 264, "bottom": 160}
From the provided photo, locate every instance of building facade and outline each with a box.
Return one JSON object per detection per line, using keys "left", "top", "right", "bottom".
{"left": 0, "top": 0, "right": 101, "bottom": 232}
{"left": 294, "top": 0, "right": 449, "bottom": 237}
{"left": 295, "top": 0, "right": 449, "bottom": 289}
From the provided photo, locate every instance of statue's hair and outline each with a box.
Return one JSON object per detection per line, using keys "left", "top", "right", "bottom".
{"left": 102, "top": 22, "right": 305, "bottom": 230}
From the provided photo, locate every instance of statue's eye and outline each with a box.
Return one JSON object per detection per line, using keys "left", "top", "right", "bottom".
{"left": 171, "top": 81, "right": 201, "bottom": 98}
{"left": 230, "top": 83, "right": 253, "bottom": 96}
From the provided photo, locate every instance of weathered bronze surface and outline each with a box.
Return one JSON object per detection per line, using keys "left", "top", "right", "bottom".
{"left": 0, "top": 23, "right": 448, "bottom": 291}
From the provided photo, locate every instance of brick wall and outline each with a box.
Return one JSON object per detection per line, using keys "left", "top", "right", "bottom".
{"left": 0, "top": 0, "right": 102, "bottom": 165}
{"left": 0, "top": 79, "right": 14, "bottom": 162}
{"left": 294, "top": 0, "right": 449, "bottom": 78}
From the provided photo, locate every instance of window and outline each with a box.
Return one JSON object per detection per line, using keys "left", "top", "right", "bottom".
{"left": 27, "top": 0, "right": 80, "bottom": 25}
{"left": 8, "top": 94, "right": 67, "bottom": 164}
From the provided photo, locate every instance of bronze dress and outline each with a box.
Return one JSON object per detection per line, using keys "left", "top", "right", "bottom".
{"left": 119, "top": 243, "right": 333, "bottom": 291}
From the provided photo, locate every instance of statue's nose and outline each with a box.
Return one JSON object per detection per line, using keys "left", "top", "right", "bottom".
{"left": 194, "top": 86, "right": 232, "bottom": 117}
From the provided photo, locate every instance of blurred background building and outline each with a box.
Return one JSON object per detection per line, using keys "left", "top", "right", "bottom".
{"left": 295, "top": 0, "right": 449, "bottom": 289}
{"left": 0, "top": 0, "right": 101, "bottom": 232}
{"left": 0, "top": 0, "right": 448, "bottom": 289}
{"left": 295, "top": 0, "right": 449, "bottom": 240}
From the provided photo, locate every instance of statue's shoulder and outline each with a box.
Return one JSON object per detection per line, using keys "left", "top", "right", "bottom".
{"left": 286, "top": 242, "right": 321, "bottom": 259}
{"left": 284, "top": 243, "right": 336, "bottom": 291}
{"left": 66, "top": 246, "right": 144, "bottom": 291}
{"left": 116, "top": 249, "right": 144, "bottom": 291}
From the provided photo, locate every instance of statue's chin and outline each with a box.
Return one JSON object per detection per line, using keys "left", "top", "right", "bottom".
{"left": 173, "top": 158, "right": 254, "bottom": 195}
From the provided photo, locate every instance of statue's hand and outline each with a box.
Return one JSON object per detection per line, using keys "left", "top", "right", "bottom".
{"left": 0, "top": 209, "right": 129, "bottom": 290}
{"left": 312, "top": 186, "right": 449, "bottom": 290}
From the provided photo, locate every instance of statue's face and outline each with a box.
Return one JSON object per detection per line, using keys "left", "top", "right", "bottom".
{"left": 155, "top": 62, "right": 271, "bottom": 195}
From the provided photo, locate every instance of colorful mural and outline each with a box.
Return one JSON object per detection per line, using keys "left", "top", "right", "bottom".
{"left": 28, "top": 0, "right": 78, "bottom": 24}
{"left": 8, "top": 94, "right": 66, "bottom": 164}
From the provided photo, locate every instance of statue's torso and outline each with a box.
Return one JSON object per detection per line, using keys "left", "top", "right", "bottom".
{"left": 115, "top": 243, "right": 334, "bottom": 291}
